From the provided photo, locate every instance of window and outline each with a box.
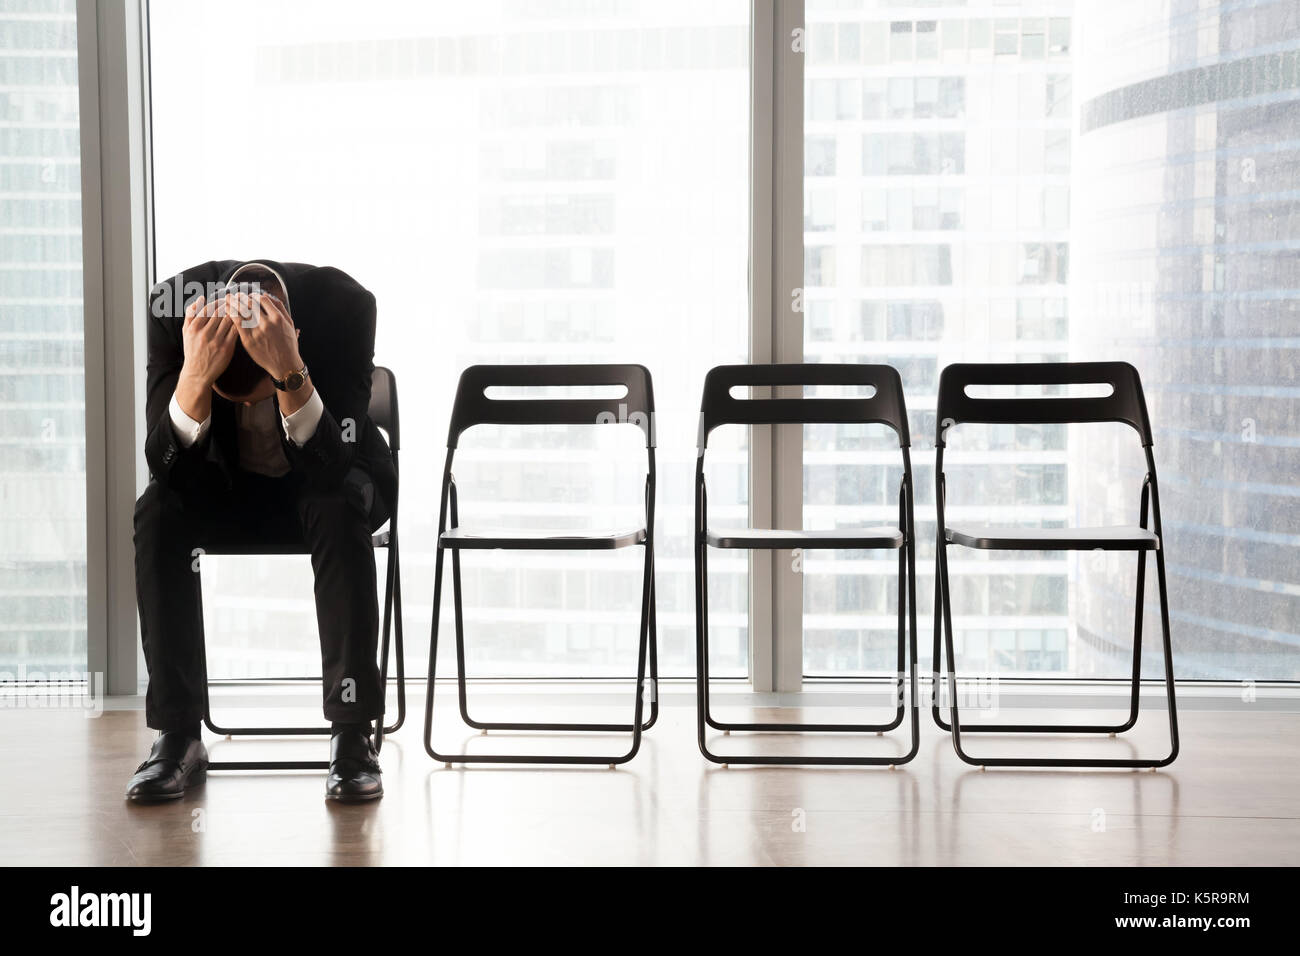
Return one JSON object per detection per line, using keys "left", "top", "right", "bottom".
{"left": 805, "top": 0, "right": 1080, "bottom": 678}
{"left": 9, "top": 0, "right": 1285, "bottom": 694}
{"left": 149, "top": 0, "right": 751, "bottom": 680}
{"left": 1071, "top": 1, "right": 1300, "bottom": 679}
{"left": 0, "top": 0, "right": 85, "bottom": 680}
{"left": 805, "top": 0, "right": 1300, "bottom": 682}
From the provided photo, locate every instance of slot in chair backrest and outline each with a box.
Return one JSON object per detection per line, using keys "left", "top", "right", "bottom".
{"left": 934, "top": 361, "right": 1153, "bottom": 447}
{"left": 369, "top": 365, "right": 400, "bottom": 452}
{"left": 445, "top": 364, "right": 655, "bottom": 448}
{"left": 699, "top": 363, "right": 910, "bottom": 448}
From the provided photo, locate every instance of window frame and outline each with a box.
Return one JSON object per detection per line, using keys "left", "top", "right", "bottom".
{"left": 77, "top": 0, "right": 152, "bottom": 696}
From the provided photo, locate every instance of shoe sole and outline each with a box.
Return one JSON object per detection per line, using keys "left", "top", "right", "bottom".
{"left": 325, "top": 790, "right": 384, "bottom": 803}
{"left": 126, "top": 766, "right": 207, "bottom": 803}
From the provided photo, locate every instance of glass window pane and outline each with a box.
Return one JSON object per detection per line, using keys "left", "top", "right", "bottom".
{"left": 805, "top": 0, "right": 1074, "bottom": 678}
{"left": 805, "top": 0, "right": 1300, "bottom": 681}
{"left": 150, "top": 0, "right": 751, "bottom": 680}
{"left": 0, "top": 0, "right": 86, "bottom": 680}
{"left": 1072, "top": 2, "right": 1300, "bottom": 679}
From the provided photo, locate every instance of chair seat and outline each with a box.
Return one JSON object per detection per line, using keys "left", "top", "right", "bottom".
{"left": 706, "top": 526, "right": 904, "bottom": 550}
{"left": 945, "top": 524, "right": 1159, "bottom": 551}
{"left": 197, "top": 526, "right": 392, "bottom": 555}
{"left": 440, "top": 526, "right": 647, "bottom": 550}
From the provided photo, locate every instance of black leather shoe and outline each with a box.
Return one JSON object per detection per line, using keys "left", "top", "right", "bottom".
{"left": 125, "top": 732, "right": 208, "bottom": 802}
{"left": 326, "top": 730, "right": 383, "bottom": 802}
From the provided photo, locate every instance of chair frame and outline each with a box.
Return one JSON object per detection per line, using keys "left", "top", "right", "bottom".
{"left": 423, "top": 364, "right": 658, "bottom": 766}
{"left": 931, "top": 361, "right": 1179, "bottom": 769}
{"left": 202, "top": 365, "right": 407, "bottom": 771}
{"left": 695, "top": 363, "right": 920, "bottom": 766}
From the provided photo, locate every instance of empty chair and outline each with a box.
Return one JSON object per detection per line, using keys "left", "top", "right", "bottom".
{"left": 201, "top": 366, "right": 407, "bottom": 771}
{"left": 423, "top": 364, "right": 658, "bottom": 766}
{"left": 695, "top": 363, "right": 920, "bottom": 766}
{"left": 932, "top": 361, "right": 1179, "bottom": 768}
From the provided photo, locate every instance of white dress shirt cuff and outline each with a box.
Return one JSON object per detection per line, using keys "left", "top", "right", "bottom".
{"left": 281, "top": 388, "right": 324, "bottom": 447}
{"left": 168, "top": 392, "right": 211, "bottom": 448}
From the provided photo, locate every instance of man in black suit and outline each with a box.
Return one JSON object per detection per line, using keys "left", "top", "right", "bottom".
{"left": 126, "top": 260, "right": 396, "bottom": 803}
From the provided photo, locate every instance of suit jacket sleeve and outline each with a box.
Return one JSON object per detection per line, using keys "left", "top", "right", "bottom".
{"left": 282, "top": 276, "right": 377, "bottom": 491}
{"left": 142, "top": 274, "right": 233, "bottom": 491}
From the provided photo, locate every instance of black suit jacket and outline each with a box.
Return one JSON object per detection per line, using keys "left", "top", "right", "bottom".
{"left": 143, "top": 259, "right": 396, "bottom": 511}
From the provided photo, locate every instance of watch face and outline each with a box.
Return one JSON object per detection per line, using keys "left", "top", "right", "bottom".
{"left": 284, "top": 371, "right": 305, "bottom": 391}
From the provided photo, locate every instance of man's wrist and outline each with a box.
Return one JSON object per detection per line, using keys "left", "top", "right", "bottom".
{"left": 174, "top": 369, "right": 212, "bottom": 422}
{"left": 275, "top": 351, "right": 305, "bottom": 382}
{"left": 277, "top": 378, "right": 314, "bottom": 416}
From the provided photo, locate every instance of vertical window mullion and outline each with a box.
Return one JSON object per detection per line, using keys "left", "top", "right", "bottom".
{"left": 749, "top": 0, "right": 805, "bottom": 692}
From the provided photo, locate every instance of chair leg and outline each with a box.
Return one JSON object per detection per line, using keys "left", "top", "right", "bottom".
{"left": 697, "top": 538, "right": 920, "bottom": 767}
{"left": 699, "top": 546, "right": 909, "bottom": 739}
{"left": 197, "top": 564, "right": 332, "bottom": 771}
{"left": 935, "top": 489, "right": 1149, "bottom": 738}
{"left": 1153, "top": 540, "right": 1180, "bottom": 765}
{"left": 375, "top": 543, "right": 395, "bottom": 751}
{"left": 696, "top": 478, "right": 921, "bottom": 766}
{"left": 376, "top": 537, "right": 407, "bottom": 749}
{"left": 700, "top": 533, "right": 718, "bottom": 731}
{"left": 424, "top": 541, "right": 654, "bottom": 766}
{"left": 451, "top": 545, "right": 473, "bottom": 728}
{"left": 931, "top": 531, "right": 947, "bottom": 730}
{"left": 641, "top": 567, "right": 660, "bottom": 731}
{"left": 384, "top": 543, "right": 407, "bottom": 736}
{"left": 694, "top": 536, "right": 710, "bottom": 757}
{"left": 453, "top": 544, "right": 659, "bottom": 735}
{"left": 941, "top": 538, "right": 1178, "bottom": 768}
{"left": 202, "top": 679, "right": 331, "bottom": 770}
{"left": 200, "top": 532, "right": 401, "bottom": 768}
{"left": 904, "top": 502, "right": 921, "bottom": 758}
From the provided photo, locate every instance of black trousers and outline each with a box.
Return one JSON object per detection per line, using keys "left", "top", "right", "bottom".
{"left": 133, "top": 468, "right": 388, "bottom": 730}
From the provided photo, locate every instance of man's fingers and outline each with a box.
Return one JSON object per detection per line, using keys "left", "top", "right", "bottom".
{"left": 221, "top": 316, "right": 241, "bottom": 346}
{"left": 193, "top": 295, "right": 221, "bottom": 329}
{"left": 186, "top": 295, "right": 210, "bottom": 331}
{"left": 252, "top": 292, "right": 289, "bottom": 329}
{"left": 184, "top": 295, "right": 204, "bottom": 328}
{"left": 222, "top": 291, "right": 255, "bottom": 327}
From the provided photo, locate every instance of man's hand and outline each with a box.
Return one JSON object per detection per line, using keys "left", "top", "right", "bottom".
{"left": 232, "top": 291, "right": 314, "bottom": 414}
{"left": 175, "top": 295, "right": 238, "bottom": 423}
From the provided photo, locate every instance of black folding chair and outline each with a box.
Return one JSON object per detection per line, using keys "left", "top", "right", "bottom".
{"left": 695, "top": 363, "right": 920, "bottom": 766}
{"left": 423, "top": 364, "right": 658, "bottom": 766}
{"left": 202, "top": 366, "right": 407, "bottom": 771}
{"left": 931, "top": 361, "right": 1179, "bottom": 769}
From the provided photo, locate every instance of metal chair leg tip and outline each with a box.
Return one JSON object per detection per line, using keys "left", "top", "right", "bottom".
{"left": 445, "top": 762, "right": 453, "bottom": 769}
{"left": 608, "top": 763, "right": 616, "bottom": 770}
{"left": 480, "top": 729, "right": 488, "bottom": 735}
{"left": 979, "top": 765, "right": 986, "bottom": 772}
{"left": 723, "top": 729, "right": 730, "bottom": 736}
{"left": 721, "top": 763, "right": 729, "bottom": 769}
{"left": 1108, "top": 731, "right": 1117, "bottom": 738}
{"left": 876, "top": 731, "right": 883, "bottom": 736}
{"left": 888, "top": 764, "right": 896, "bottom": 771}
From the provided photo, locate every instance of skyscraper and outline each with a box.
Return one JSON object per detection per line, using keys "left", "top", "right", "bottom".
{"left": 0, "top": 0, "right": 86, "bottom": 678}
{"left": 1071, "top": 0, "right": 1300, "bottom": 679}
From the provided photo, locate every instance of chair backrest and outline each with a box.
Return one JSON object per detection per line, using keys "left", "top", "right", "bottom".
{"left": 698, "top": 363, "right": 910, "bottom": 448}
{"left": 369, "top": 365, "right": 400, "bottom": 451}
{"left": 935, "top": 361, "right": 1153, "bottom": 447}
{"left": 446, "top": 364, "right": 655, "bottom": 448}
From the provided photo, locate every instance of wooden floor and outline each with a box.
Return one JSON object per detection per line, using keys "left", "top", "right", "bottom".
{"left": 3, "top": 687, "right": 1298, "bottom": 866}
